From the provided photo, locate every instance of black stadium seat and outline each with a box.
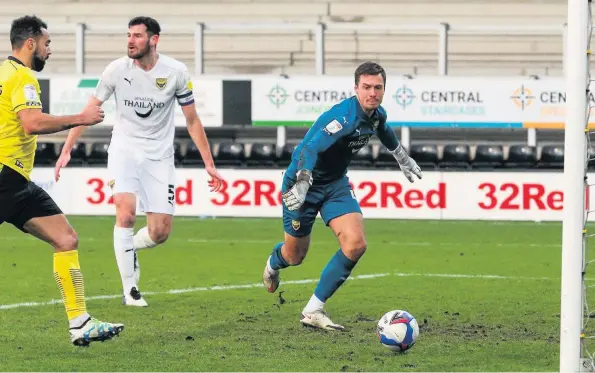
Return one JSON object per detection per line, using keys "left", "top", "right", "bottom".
{"left": 277, "top": 143, "right": 297, "bottom": 168}
{"left": 505, "top": 145, "right": 537, "bottom": 169}
{"left": 34, "top": 142, "right": 57, "bottom": 166}
{"left": 409, "top": 144, "right": 438, "bottom": 170}
{"left": 440, "top": 144, "right": 471, "bottom": 170}
{"left": 350, "top": 145, "right": 374, "bottom": 169}
{"left": 375, "top": 146, "right": 399, "bottom": 169}
{"left": 181, "top": 142, "right": 205, "bottom": 167}
{"left": 538, "top": 145, "right": 564, "bottom": 169}
{"left": 87, "top": 142, "right": 109, "bottom": 166}
{"left": 174, "top": 142, "right": 183, "bottom": 166}
{"left": 247, "top": 143, "right": 276, "bottom": 167}
{"left": 215, "top": 142, "right": 245, "bottom": 167}
{"left": 61, "top": 142, "right": 87, "bottom": 166}
{"left": 472, "top": 145, "right": 504, "bottom": 169}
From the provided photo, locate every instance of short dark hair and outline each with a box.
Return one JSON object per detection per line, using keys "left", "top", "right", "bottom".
{"left": 128, "top": 16, "right": 161, "bottom": 36}
{"left": 354, "top": 61, "right": 386, "bottom": 86}
{"left": 10, "top": 15, "right": 47, "bottom": 49}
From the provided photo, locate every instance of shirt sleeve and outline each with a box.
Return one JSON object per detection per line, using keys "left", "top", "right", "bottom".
{"left": 11, "top": 71, "right": 42, "bottom": 114}
{"left": 375, "top": 112, "right": 400, "bottom": 151}
{"left": 175, "top": 65, "right": 194, "bottom": 107}
{"left": 94, "top": 60, "right": 119, "bottom": 102}
{"left": 297, "top": 115, "right": 352, "bottom": 172}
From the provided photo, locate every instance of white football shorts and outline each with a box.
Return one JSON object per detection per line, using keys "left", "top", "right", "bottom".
{"left": 107, "top": 145, "right": 176, "bottom": 215}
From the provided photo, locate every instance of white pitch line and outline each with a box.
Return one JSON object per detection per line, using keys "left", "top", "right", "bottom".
{"left": 0, "top": 271, "right": 575, "bottom": 311}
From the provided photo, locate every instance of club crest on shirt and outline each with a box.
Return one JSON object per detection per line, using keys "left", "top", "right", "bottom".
{"left": 156, "top": 78, "right": 167, "bottom": 90}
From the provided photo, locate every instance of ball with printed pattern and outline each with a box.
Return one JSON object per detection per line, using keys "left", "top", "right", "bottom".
{"left": 376, "top": 310, "right": 419, "bottom": 352}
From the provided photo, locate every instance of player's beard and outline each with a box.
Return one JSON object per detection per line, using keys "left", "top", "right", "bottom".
{"left": 31, "top": 50, "right": 46, "bottom": 72}
{"left": 128, "top": 41, "right": 151, "bottom": 60}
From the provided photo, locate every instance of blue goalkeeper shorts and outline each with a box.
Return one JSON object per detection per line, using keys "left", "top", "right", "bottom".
{"left": 281, "top": 173, "right": 362, "bottom": 237}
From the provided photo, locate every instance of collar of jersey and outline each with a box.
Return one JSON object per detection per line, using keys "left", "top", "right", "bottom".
{"left": 7, "top": 56, "right": 25, "bottom": 66}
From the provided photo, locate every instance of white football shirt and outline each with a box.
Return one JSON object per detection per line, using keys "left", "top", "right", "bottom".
{"left": 94, "top": 54, "right": 195, "bottom": 159}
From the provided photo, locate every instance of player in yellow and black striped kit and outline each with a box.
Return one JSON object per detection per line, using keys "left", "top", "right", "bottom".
{"left": 0, "top": 15, "right": 124, "bottom": 346}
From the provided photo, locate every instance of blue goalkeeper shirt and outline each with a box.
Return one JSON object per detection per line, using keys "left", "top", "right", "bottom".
{"left": 286, "top": 95, "right": 400, "bottom": 184}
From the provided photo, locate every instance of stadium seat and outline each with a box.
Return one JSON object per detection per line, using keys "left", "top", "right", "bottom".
{"left": 409, "top": 144, "right": 439, "bottom": 170}
{"left": 247, "top": 143, "right": 276, "bottom": 168}
{"left": 440, "top": 144, "right": 471, "bottom": 170}
{"left": 351, "top": 145, "right": 374, "bottom": 169}
{"left": 375, "top": 146, "right": 399, "bottom": 170}
{"left": 174, "top": 142, "right": 183, "bottom": 166}
{"left": 87, "top": 142, "right": 109, "bottom": 167}
{"left": 34, "top": 142, "right": 57, "bottom": 166}
{"left": 278, "top": 143, "right": 297, "bottom": 168}
{"left": 215, "top": 142, "right": 246, "bottom": 168}
{"left": 61, "top": 142, "right": 87, "bottom": 166}
{"left": 181, "top": 142, "right": 205, "bottom": 167}
{"left": 472, "top": 145, "right": 504, "bottom": 170}
{"left": 505, "top": 145, "right": 537, "bottom": 169}
{"left": 538, "top": 145, "right": 564, "bottom": 169}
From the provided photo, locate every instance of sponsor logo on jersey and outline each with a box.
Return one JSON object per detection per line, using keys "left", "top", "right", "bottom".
{"left": 156, "top": 78, "right": 167, "bottom": 90}
{"left": 348, "top": 136, "right": 370, "bottom": 152}
{"left": 124, "top": 98, "right": 166, "bottom": 119}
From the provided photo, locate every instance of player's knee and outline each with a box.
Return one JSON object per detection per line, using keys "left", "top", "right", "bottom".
{"left": 116, "top": 212, "right": 136, "bottom": 228}
{"left": 149, "top": 226, "right": 170, "bottom": 244}
{"left": 339, "top": 232, "right": 367, "bottom": 258}
{"left": 55, "top": 230, "right": 79, "bottom": 251}
{"left": 283, "top": 239, "right": 309, "bottom": 265}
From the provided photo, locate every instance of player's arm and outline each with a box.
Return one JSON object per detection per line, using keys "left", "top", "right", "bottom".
{"left": 61, "top": 96, "right": 105, "bottom": 153}
{"left": 282, "top": 115, "right": 350, "bottom": 211}
{"left": 375, "top": 117, "right": 422, "bottom": 183}
{"left": 177, "top": 68, "right": 223, "bottom": 192}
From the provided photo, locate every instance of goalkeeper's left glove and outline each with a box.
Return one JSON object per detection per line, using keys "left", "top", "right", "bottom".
{"left": 282, "top": 169, "right": 313, "bottom": 211}
{"left": 390, "top": 144, "right": 423, "bottom": 183}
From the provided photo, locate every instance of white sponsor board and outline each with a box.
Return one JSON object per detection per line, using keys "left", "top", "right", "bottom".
{"left": 49, "top": 76, "right": 223, "bottom": 127}
{"left": 251, "top": 75, "right": 595, "bottom": 128}
{"left": 29, "top": 168, "right": 591, "bottom": 221}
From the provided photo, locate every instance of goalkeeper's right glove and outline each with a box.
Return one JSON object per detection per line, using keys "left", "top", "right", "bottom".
{"left": 282, "top": 169, "right": 313, "bottom": 211}
{"left": 390, "top": 144, "right": 423, "bottom": 183}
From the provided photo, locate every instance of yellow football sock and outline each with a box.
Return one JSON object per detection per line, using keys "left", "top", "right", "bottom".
{"left": 53, "top": 250, "right": 87, "bottom": 321}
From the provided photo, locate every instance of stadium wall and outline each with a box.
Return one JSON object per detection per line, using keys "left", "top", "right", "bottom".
{"left": 30, "top": 168, "right": 589, "bottom": 221}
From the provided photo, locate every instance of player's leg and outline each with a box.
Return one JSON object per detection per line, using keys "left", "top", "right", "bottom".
{"left": 5, "top": 178, "right": 124, "bottom": 346}
{"left": 107, "top": 148, "right": 144, "bottom": 306}
{"left": 263, "top": 175, "right": 323, "bottom": 292}
{"left": 300, "top": 177, "right": 364, "bottom": 331}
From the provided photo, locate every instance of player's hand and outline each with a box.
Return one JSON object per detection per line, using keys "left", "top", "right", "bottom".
{"left": 78, "top": 105, "right": 105, "bottom": 126}
{"left": 54, "top": 152, "right": 71, "bottom": 182}
{"left": 390, "top": 144, "right": 422, "bottom": 183}
{"left": 205, "top": 166, "right": 223, "bottom": 192}
{"left": 282, "top": 169, "right": 313, "bottom": 211}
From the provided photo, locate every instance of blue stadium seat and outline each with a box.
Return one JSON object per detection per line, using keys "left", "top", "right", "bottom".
{"left": 215, "top": 142, "right": 245, "bottom": 168}
{"left": 538, "top": 145, "right": 564, "bottom": 169}
{"left": 61, "top": 142, "right": 87, "bottom": 166}
{"left": 181, "top": 142, "right": 205, "bottom": 167}
{"left": 34, "top": 142, "right": 57, "bottom": 166}
{"left": 87, "top": 142, "right": 109, "bottom": 167}
{"left": 472, "top": 145, "right": 504, "bottom": 170}
{"left": 351, "top": 145, "right": 374, "bottom": 169}
{"left": 505, "top": 145, "right": 537, "bottom": 169}
{"left": 409, "top": 144, "right": 439, "bottom": 170}
{"left": 278, "top": 143, "right": 297, "bottom": 168}
{"left": 440, "top": 144, "right": 471, "bottom": 170}
{"left": 247, "top": 143, "right": 276, "bottom": 167}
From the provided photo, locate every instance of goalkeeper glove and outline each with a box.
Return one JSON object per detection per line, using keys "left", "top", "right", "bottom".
{"left": 282, "top": 169, "right": 313, "bottom": 211}
{"left": 390, "top": 144, "right": 423, "bottom": 183}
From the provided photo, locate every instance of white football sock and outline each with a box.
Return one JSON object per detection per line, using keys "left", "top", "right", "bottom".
{"left": 266, "top": 257, "right": 278, "bottom": 275}
{"left": 303, "top": 294, "right": 325, "bottom": 314}
{"left": 133, "top": 226, "right": 157, "bottom": 251}
{"left": 69, "top": 312, "right": 91, "bottom": 329}
{"left": 114, "top": 226, "right": 136, "bottom": 294}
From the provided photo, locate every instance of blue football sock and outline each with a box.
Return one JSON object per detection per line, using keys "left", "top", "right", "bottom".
{"left": 268, "top": 242, "right": 290, "bottom": 270}
{"left": 314, "top": 249, "right": 357, "bottom": 303}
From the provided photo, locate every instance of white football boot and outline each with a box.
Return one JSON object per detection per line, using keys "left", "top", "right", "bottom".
{"left": 70, "top": 317, "right": 125, "bottom": 346}
{"left": 300, "top": 310, "right": 345, "bottom": 331}
{"left": 262, "top": 255, "right": 280, "bottom": 293}
{"left": 122, "top": 286, "right": 148, "bottom": 307}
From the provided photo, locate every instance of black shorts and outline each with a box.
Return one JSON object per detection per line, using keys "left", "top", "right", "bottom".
{"left": 0, "top": 165, "right": 63, "bottom": 232}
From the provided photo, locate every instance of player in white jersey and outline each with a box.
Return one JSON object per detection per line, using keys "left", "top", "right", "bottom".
{"left": 54, "top": 16, "right": 223, "bottom": 307}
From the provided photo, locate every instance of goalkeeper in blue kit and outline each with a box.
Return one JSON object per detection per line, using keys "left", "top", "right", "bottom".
{"left": 262, "top": 61, "right": 423, "bottom": 330}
